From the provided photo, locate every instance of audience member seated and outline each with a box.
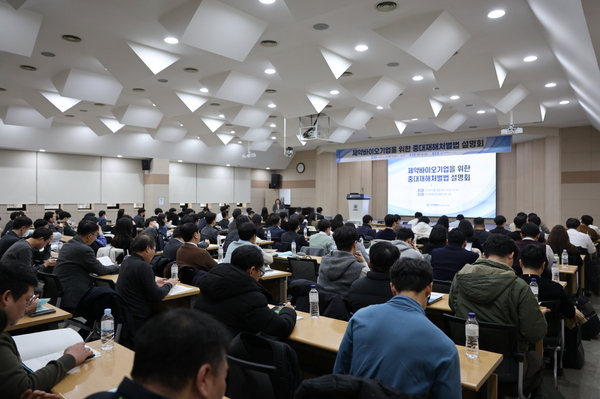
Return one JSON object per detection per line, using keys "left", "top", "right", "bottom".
{"left": 431, "top": 229, "right": 478, "bottom": 281}
{"left": 289, "top": 207, "right": 303, "bottom": 220}
{"left": 508, "top": 215, "right": 527, "bottom": 241}
{"left": 53, "top": 220, "right": 120, "bottom": 311}
{"left": 0, "top": 262, "right": 93, "bottom": 398}
{"left": 307, "top": 212, "right": 318, "bottom": 228}
{"left": 133, "top": 208, "right": 145, "bottom": 229}
{"left": 546, "top": 225, "right": 583, "bottom": 268}
{"left": 518, "top": 245, "right": 575, "bottom": 320}
{"left": 566, "top": 218, "right": 596, "bottom": 255}
{"left": 456, "top": 219, "right": 483, "bottom": 252}
{"left": 334, "top": 257, "right": 461, "bottom": 399}
{"left": 578, "top": 214, "right": 600, "bottom": 241}
{"left": 215, "top": 205, "right": 229, "bottom": 223}
{"left": 489, "top": 215, "right": 510, "bottom": 236}
{"left": 528, "top": 214, "right": 547, "bottom": 243}
{"left": 58, "top": 212, "right": 76, "bottom": 236}
{"left": 281, "top": 219, "right": 309, "bottom": 249}
{"left": 472, "top": 217, "right": 491, "bottom": 246}
{"left": 175, "top": 223, "right": 217, "bottom": 275}
{"left": 223, "top": 215, "right": 250, "bottom": 254}
{"left": 195, "top": 245, "right": 296, "bottom": 340}
{"left": 529, "top": 212, "right": 551, "bottom": 235}
{"left": 223, "top": 222, "right": 273, "bottom": 265}
{"left": 0, "top": 216, "right": 32, "bottom": 259}
{"left": 513, "top": 223, "right": 554, "bottom": 279}
{"left": 116, "top": 234, "right": 178, "bottom": 331}
{"left": 421, "top": 225, "right": 447, "bottom": 263}
{"left": 227, "top": 209, "right": 243, "bottom": 231}
{"left": 279, "top": 211, "right": 290, "bottom": 231}
{"left": 1, "top": 211, "right": 24, "bottom": 238}
{"left": 411, "top": 216, "right": 432, "bottom": 242}
{"left": 43, "top": 211, "right": 61, "bottom": 234}
{"left": 110, "top": 217, "right": 135, "bottom": 263}
{"left": 318, "top": 226, "right": 369, "bottom": 301}
{"left": 266, "top": 214, "right": 285, "bottom": 240}
{"left": 309, "top": 219, "right": 335, "bottom": 253}
{"left": 216, "top": 210, "right": 230, "bottom": 229}
{"left": 435, "top": 215, "right": 450, "bottom": 230}
{"left": 356, "top": 214, "right": 376, "bottom": 241}
{"left": 97, "top": 210, "right": 107, "bottom": 231}
{"left": 251, "top": 214, "right": 267, "bottom": 240}
{"left": 141, "top": 217, "right": 164, "bottom": 251}
{"left": 330, "top": 214, "right": 345, "bottom": 232}
{"left": 1, "top": 227, "right": 53, "bottom": 273}
{"left": 448, "top": 214, "right": 464, "bottom": 229}
{"left": 509, "top": 211, "right": 527, "bottom": 231}
{"left": 200, "top": 212, "right": 220, "bottom": 244}
{"left": 348, "top": 242, "right": 399, "bottom": 313}
{"left": 406, "top": 212, "right": 422, "bottom": 228}
{"left": 391, "top": 228, "right": 423, "bottom": 260}
{"left": 85, "top": 309, "right": 229, "bottom": 399}
{"left": 449, "top": 234, "right": 547, "bottom": 397}
{"left": 161, "top": 226, "right": 184, "bottom": 261}
{"left": 375, "top": 214, "right": 399, "bottom": 241}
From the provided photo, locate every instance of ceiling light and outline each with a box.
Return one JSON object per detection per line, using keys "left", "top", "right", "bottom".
{"left": 20, "top": 65, "right": 37, "bottom": 71}
{"left": 260, "top": 40, "right": 278, "bottom": 47}
{"left": 219, "top": 114, "right": 225, "bottom": 118}
{"left": 487, "top": 10, "right": 505, "bottom": 18}
{"left": 412, "top": 75, "right": 424, "bottom": 81}
{"left": 265, "top": 68, "right": 276, "bottom": 74}
{"left": 313, "top": 23, "right": 329, "bottom": 30}
{"left": 376, "top": 106, "right": 383, "bottom": 110}
{"left": 117, "top": 155, "right": 123, "bottom": 158}
{"left": 157, "top": 78, "right": 168, "bottom": 83}
{"left": 265, "top": 89, "right": 277, "bottom": 93}
{"left": 268, "top": 103, "right": 276, "bottom": 108}
{"left": 523, "top": 55, "right": 537, "bottom": 62}
{"left": 210, "top": 103, "right": 220, "bottom": 106}
{"left": 545, "top": 82, "right": 557, "bottom": 88}
{"left": 412, "top": 118, "right": 418, "bottom": 121}
{"left": 184, "top": 67, "right": 198, "bottom": 73}
{"left": 387, "top": 62, "right": 399, "bottom": 67}
{"left": 152, "top": 103, "right": 156, "bottom": 107}
{"left": 132, "top": 88, "right": 145, "bottom": 92}
{"left": 559, "top": 100, "right": 570, "bottom": 105}
{"left": 39, "top": 149, "right": 45, "bottom": 152}
{"left": 41, "top": 52, "right": 55, "bottom": 57}
{"left": 271, "top": 136, "right": 277, "bottom": 140}
{"left": 477, "top": 110, "right": 486, "bottom": 114}
{"left": 231, "top": 130, "right": 235, "bottom": 134}
{"left": 238, "top": 141, "right": 242, "bottom": 144}
{"left": 164, "top": 37, "right": 179, "bottom": 44}
{"left": 376, "top": 2, "right": 398, "bottom": 12}
{"left": 62, "top": 35, "right": 81, "bottom": 42}
{"left": 179, "top": 123, "right": 183, "bottom": 126}
{"left": 266, "top": 167, "right": 271, "bottom": 170}
{"left": 330, "top": 90, "right": 339, "bottom": 95}
{"left": 270, "top": 123, "right": 276, "bottom": 127}
{"left": 178, "top": 160, "right": 183, "bottom": 162}
{"left": 355, "top": 45, "right": 368, "bottom": 52}
{"left": 226, "top": 164, "right": 231, "bottom": 167}
{"left": 200, "top": 88, "right": 209, "bottom": 93}
{"left": 450, "top": 95, "right": 460, "bottom": 100}
{"left": 197, "top": 136, "right": 200, "bottom": 139}
{"left": 259, "top": 0, "right": 275, "bottom": 3}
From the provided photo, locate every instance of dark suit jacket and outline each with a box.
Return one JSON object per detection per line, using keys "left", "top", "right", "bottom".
{"left": 431, "top": 243, "right": 479, "bottom": 281}
{"left": 348, "top": 271, "right": 392, "bottom": 313}
{"left": 357, "top": 225, "right": 376, "bottom": 240}
{"left": 508, "top": 230, "right": 522, "bottom": 241}
{"left": 0, "top": 231, "right": 20, "bottom": 259}
{"left": 281, "top": 230, "right": 309, "bottom": 249}
{"left": 375, "top": 228, "right": 396, "bottom": 241}
{"left": 489, "top": 226, "right": 510, "bottom": 236}
{"left": 519, "top": 274, "right": 575, "bottom": 319}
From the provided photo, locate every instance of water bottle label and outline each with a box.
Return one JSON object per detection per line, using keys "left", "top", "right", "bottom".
{"left": 101, "top": 320, "right": 114, "bottom": 331}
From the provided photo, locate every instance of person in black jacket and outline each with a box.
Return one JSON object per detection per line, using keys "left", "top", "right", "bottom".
{"left": 348, "top": 241, "right": 399, "bottom": 313}
{"left": 281, "top": 219, "right": 309, "bottom": 249}
{"left": 116, "top": 234, "right": 178, "bottom": 331}
{"left": 518, "top": 244, "right": 575, "bottom": 319}
{"left": 195, "top": 245, "right": 296, "bottom": 340}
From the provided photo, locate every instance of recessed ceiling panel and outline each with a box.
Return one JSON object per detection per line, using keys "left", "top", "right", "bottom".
{"left": 341, "top": 76, "right": 406, "bottom": 107}
{"left": 326, "top": 107, "right": 373, "bottom": 130}
{"left": 0, "top": 3, "right": 42, "bottom": 57}
{"left": 148, "top": 125, "right": 188, "bottom": 142}
{"left": 475, "top": 83, "right": 530, "bottom": 114}
{"left": 21, "top": 89, "right": 81, "bottom": 118}
{"left": 201, "top": 71, "right": 270, "bottom": 106}
{"left": 430, "top": 111, "right": 468, "bottom": 132}
{"left": 151, "top": 91, "right": 208, "bottom": 118}
{"left": 112, "top": 105, "right": 163, "bottom": 128}
{"left": 249, "top": 140, "right": 273, "bottom": 152}
{"left": 0, "top": 105, "right": 53, "bottom": 128}
{"left": 365, "top": 118, "right": 407, "bottom": 138}
{"left": 242, "top": 127, "right": 271, "bottom": 142}
{"left": 390, "top": 96, "right": 442, "bottom": 120}
{"left": 51, "top": 69, "right": 123, "bottom": 105}
{"left": 271, "top": 90, "right": 328, "bottom": 118}
{"left": 434, "top": 55, "right": 506, "bottom": 92}
{"left": 159, "top": 0, "right": 268, "bottom": 62}
{"left": 84, "top": 116, "right": 120, "bottom": 136}
{"left": 223, "top": 105, "right": 270, "bottom": 128}
{"left": 126, "top": 42, "right": 181, "bottom": 75}
{"left": 328, "top": 127, "right": 355, "bottom": 143}
{"left": 373, "top": 10, "right": 471, "bottom": 71}
{"left": 496, "top": 102, "right": 546, "bottom": 125}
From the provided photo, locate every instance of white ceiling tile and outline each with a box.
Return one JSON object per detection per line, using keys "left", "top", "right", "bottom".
{"left": 430, "top": 111, "right": 468, "bottom": 132}
{"left": 328, "top": 126, "right": 355, "bottom": 143}
{"left": 112, "top": 105, "right": 163, "bottom": 128}
{"left": 126, "top": 42, "right": 181, "bottom": 75}
{"left": 222, "top": 105, "right": 270, "bottom": 128}
{"left": 0, "top": 105, "right": 53, "bottom": 128}
{"left": 201, "top": 71, "right": 270, "bottom": 106}
{"left": 148, "top": 125, "right": 188, "bottom": 142}
{"left": 242, "top": 127, "right": 271, "bottom": 142}
{"left": 249, "top": 140, "right": 273, "bottom": 152}
{"left": 390, "top": 96, "right": 443, "bottom": 120}
{"left": 475, "top": 84, "right": 530, "bottom": 114}
{"left": 365, "top": 118, "right": 407, "bottom": 138}
{"left": 20, "top": 89, "right": 80, "bottom": 118}
{"left": 151, "top": 91, "right": 208, "bottom": 118}
{"left": 326, "top": 107, "right": 373, "bottom": 130}
{"left": 434, "top": 55, "right": 506, "bottom": 92}
{"left": 51, "top": 69, "right": 124, "bottom": 105}
{"left": 341, "top": 76, "right": 406, "bottom": 107}
{"left": 496, "top": 102, "right": 546, "bottom": 125}
{"left": 0, "top": 3, "right": 42, "bottom": 57}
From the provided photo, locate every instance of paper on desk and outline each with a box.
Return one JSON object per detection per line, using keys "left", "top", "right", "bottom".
{"left": 428, "top": 292, "right": 444, "bottom": 304}
{"left": 97, "top": 256, "right": 114, "bottom": 266}
{"left": 273, "top": 251, "right": 293, "bottom": 258}
{"left": 167, "top": 284, "right": 195, "bottom": 296}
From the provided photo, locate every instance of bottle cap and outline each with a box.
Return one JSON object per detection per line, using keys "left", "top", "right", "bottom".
{"left": 531, "top": 278, "right": 536, "bottom": 282}
{"left": 172, "top": 261, "right": 177, "bottom": 265}
{"left": 311, "top": 285, "right": 316, "bottom": 289}
{"left": 468, "top": 312, "right": 476, "bottom": 318}
{"left": 104, "top": 308, "right": 111, "bottom": 314}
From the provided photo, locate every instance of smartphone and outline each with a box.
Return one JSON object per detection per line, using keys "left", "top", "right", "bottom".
{"left": 29, "top": 308, "right": 57, "bottom": 317}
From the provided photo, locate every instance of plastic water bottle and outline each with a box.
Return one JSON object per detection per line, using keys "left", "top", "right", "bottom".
{"left": 359, "top": 237, "right": 364, "bottom": 245}
{"left": 267, "top": 230, "right": 271, "bottom": 241}
{"left": 561, "top": 249, "right": 569, "bottom": 268}
{"left": 465, "top": 313, "right": 479, "bottom": 358}
{"left": 291, "top": 240, "right": 297, "bottom": 256}
{"left": 309, "top": 285, "right": 319, "bottom": 318}
{"left": 218, "top": 243, "right": 223, "bottom": 262}
{"left": 171, "top": 261, "right": 178, "bottom": 279}
{"left": 530, "top": 278, "right": 539, "bottom": 301}
{"left": 101, "top": 309, "right": 114, "bottom": 351}
{"left": 551, "top": 260, "right": 560, "bottom": 282}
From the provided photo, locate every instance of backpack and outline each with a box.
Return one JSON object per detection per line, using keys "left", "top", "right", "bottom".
{"left": 572, "top": 294, "right": 600, "bottom": 340}
{"left": 229, "top": 332, "right": 302, "bottom": 399}
{"left": 563, "top": 324, "right": 585, "bottom": 369}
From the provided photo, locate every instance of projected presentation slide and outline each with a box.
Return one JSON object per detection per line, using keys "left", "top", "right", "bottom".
{"left": 388, "top": 153, "right": 496, "bottom": 218}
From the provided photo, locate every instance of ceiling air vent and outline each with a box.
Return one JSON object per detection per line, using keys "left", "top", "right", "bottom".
{"left": 376, "top": 2, "right": 397, "bottom": 12}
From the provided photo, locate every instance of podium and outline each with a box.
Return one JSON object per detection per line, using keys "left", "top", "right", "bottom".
{"left": 346, "top": 193, "right": 371, "bottom": 224}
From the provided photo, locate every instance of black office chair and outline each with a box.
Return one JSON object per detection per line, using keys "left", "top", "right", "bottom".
{"left": 273, "top": 242, "right": 291, "bottom": 252}
{"left": 540, "top": 299, "right": 564, "bottom": 387}
{"left": 76, "top": 287, "right": 129, "bottom": 344}
{"left": 444, "top": 314, "right": 526, "bottom": 399}
{"left": 179, "top": 266, "right": 197, "bottom": 285}
{"left": 299, "top": 246, "right": 326, "bottom": 257}
{"left": 226, "top": 355, "right": 278, "bottom": 399}
{"left": 90, "top": 273, "right": 116, "bottom": 290}
{"left": 37, "top": 271, "right": 64, "bottom": 307}
{"left": 432, "top": 279, "right": 452, "bottom": 294}
{"left": 287, "top": 258, "right": 319, "bottom": 283}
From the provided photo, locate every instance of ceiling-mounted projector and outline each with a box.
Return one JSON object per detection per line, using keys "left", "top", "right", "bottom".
{"left": 500, "top": 124, "right": 523, "bottom": 135}
{"left": 284, "top": 146, "right": 294, "bottom": 157}
{"left": 242, "top": 151, "right": 256, "bottom": 158}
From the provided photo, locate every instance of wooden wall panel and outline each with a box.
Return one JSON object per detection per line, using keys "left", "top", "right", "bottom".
{"left": 315, "top": 152, "right": 338, "bottom": 217}
{"left": 497, "top": 146, "right": 517, "bottom": 220}
{"left": 372, "top": 160, "right": 388, "bottom": 218}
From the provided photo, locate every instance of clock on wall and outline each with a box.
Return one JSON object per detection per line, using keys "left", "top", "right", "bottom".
{"left": 296, "top": 162, "right": 305, "bottom": 173}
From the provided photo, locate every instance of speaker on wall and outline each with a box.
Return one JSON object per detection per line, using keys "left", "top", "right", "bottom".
{"left": 141, "top": 159, "right": 152, "bottom": 170}
{"left": 269, "top": 173, "right": 281, "bottom": 189}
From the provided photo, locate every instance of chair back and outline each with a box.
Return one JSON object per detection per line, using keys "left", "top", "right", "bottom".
{"left": 37, "top": 271, "right": 64, "bottom": 307}
{"left": 273, "top": 241, "right": 291, "bottom": 252}
{"left": 97, "top": 246, "right": 124, "bottom": 262}
{"left": 539, "top": 299, "right": 562, "bottom": 340}
{"left": 432, "top": 279, "right": 452, "bottom": 294}
{"left": 179, "top": 266, "right": 197, "bottom": 285}
{"left": 90, "top": 274, "right": 116, "bottom": 290}
{"left": 226, "top": 355, "right": 278, "bottom": 399}
{"left": 299, "top": 246, "right": 326, "bottom": 257}
{"left": 287, "top": 258, "right": 319, "bottom": 283}
{"left": 443, "top": 314, "right": 522, "bottom": 383}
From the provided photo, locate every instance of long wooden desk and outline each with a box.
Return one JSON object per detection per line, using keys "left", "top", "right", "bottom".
{"left": 287, "top": 310, "right": 502, "bottom": 398}
{"left": 272, "top": 255, "right": 322, "bottom": 271}
{"left": 52, "top": 340, "right": 133, "bottom": 399}
{"left": 261, "top": 269, "right": 292, "bottom": 303}
{"left": 559, "top": 265, "right": 579, "bottom": 294}
{"left": 7, "top": 304, "right": 72, "bottom": 333}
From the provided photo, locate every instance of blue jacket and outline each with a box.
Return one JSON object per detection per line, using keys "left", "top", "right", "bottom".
{"left": 431, "top": 243, "right": 479, "bottom": 281}
{"left": 334, "top": 296, "right": 461, "bottom": 399}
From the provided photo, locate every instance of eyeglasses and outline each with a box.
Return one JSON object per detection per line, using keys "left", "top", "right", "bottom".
{"left": 258, "top": 267, "right": 266, "bottom": 277}
{"left": 25, "top": 294, "right": 36, "bottom": 308}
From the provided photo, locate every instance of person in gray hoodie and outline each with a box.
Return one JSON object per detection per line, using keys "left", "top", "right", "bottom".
{"left": 391, "top": 228, "right": 424, "bottom": 260}
{"left": 318, "top": 226, "right": 369, "bottom": 300}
